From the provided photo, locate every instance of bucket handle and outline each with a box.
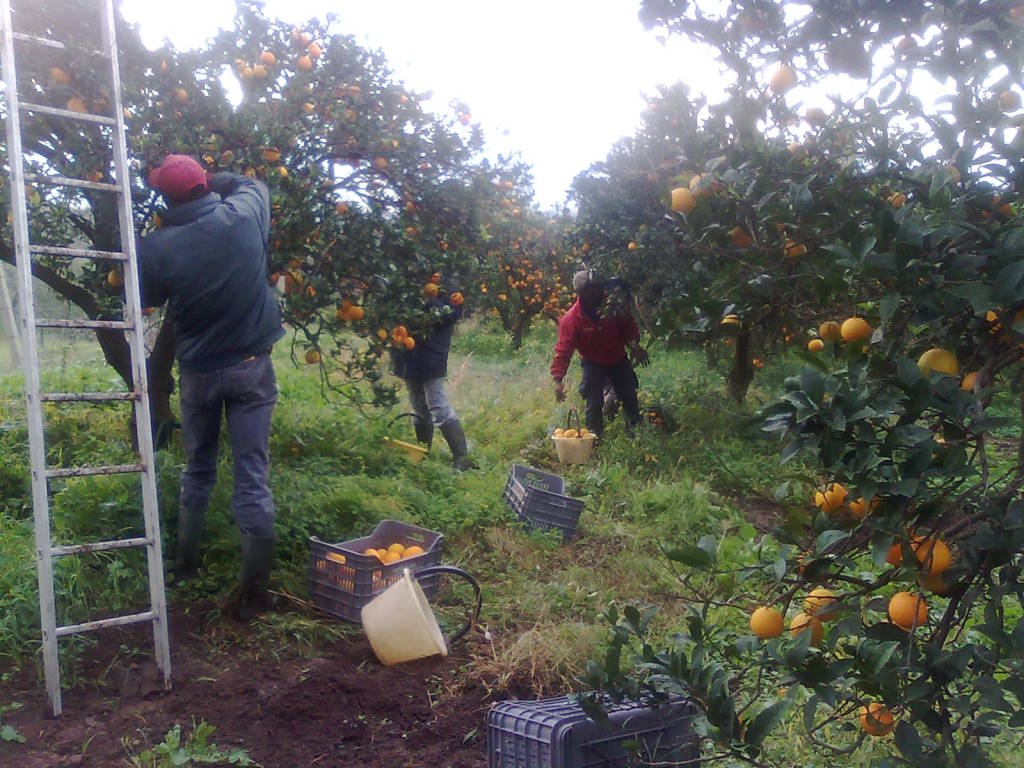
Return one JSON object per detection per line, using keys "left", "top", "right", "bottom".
{"left": 412, "top": 565, "right": 482, "bottom": 647}
{"left": 565, "top": 407, "right": 582, "bottom": 433}
{"left": 387, "top": 411, "right": 421, "bottom": 429}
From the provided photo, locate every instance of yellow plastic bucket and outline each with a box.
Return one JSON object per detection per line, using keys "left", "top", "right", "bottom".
{"left": 361, "top": 566, "right": 481, "bottom": 666}
{"left": 553, "top": 434, "right": 597, "bottom": 464}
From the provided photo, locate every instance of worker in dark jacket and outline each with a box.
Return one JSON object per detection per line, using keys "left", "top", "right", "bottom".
{"left": 551, "top": 270, "right": 648, "bottom": 436}
{"left": 391, "top": 292, "right": 475, "bottom": 470}
{"left": 139, "top": 155, "right": 284, "bottom": 620}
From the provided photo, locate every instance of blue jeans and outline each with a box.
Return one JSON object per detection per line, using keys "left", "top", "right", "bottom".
{"left": 405, "top": 377, "right": 458, "bottom": 427}
{"left": 178, "top": 354, "right": 277, "bottom": 537}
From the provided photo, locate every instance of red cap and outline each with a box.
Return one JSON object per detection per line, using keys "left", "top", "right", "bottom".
{"left": 147, "top": 155, "right": 208, "bottom": 202}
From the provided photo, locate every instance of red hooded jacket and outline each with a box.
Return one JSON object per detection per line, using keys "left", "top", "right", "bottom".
{"left": 550, "top": 300, "right": 640, "bottom": 380}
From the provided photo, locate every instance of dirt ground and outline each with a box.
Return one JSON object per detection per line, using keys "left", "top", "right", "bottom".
{"left": 0, "top": 604, "right": 496, "bottom": 768}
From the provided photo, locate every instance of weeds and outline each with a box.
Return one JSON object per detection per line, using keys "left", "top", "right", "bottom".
{"left": 124, "top": 720, "right": 257, "bottom": 767}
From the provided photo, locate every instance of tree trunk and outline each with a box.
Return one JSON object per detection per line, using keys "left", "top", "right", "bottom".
{"left": 727, "top": 329, "right": 754, "bottom": 403}
{"left": 0, "top": 263, "right": 21, "bottom": 369}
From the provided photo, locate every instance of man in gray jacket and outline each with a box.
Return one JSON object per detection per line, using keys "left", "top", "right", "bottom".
{"left": 139, "top": 154, "right": 284, "bottom": 620}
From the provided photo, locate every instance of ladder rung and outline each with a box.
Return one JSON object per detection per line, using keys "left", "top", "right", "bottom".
{"left": 40, "top": 391, "right": 139, "bottom": 403}
{"left": 35, "top": 319, "right": 133, "bottom": 330}
{"left": 23, "top": 173, "right": 123, "bottom": 193}
{"left": 52, "top": 536, "right": 152, "bottom": 558}
{"left": 11, "top": 31, "right": 106, "bottom": 57}
{"left": 30, "top": 245, "right": 127, "bottom": 262}
{"left": 46, "top": 463, "right": 145, "bottom": 479}
{"left": 56, "top": 610, "right": 156, "bottom": 638}
{"left": 20, "top": 102, "right": 117, "bottom": 126}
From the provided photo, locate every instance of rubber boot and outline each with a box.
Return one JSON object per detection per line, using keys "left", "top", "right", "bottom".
{"left": 174, "top": 506, "right": 204, "bottom": 580}
{"left": 236, "top": 534, "right": 277, "bottom": 622}
{"left": 414, "top": 417, "right": 434, "bottom": 448}
{"left": 440, "top": 420, "right": 477, "bottom": 471}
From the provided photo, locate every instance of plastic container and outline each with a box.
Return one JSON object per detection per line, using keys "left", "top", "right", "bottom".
{"left": 361, "top": 565, "right": 482, "bottom": 666}
{"left": 502, "top": 465, "right": 584, "bottom": 541}
{"left": 487, "top": 693, "right": 699, "bottom": 768}
{"left": 552, "top": 409, "right": 596, "bottom": 465}
{"left": 309, "top": 519, "right": 443, "bottom": 622}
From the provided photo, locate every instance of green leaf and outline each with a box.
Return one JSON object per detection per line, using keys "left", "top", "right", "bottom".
{"left": 894, "top": 721, "right": 924, "bottom": 764}
{"left": 664, "top": 544, "right": 714, "bottom": 568}
{"left": 0, "top": 724, "right": 24, "bottom": 743}
{"left": 879, "top": 293, "right": 901, "bottom": 325}
{"left": 744, "top": 700, "right": 790, "bottom": 747}
{"left": 993, "top": 260, "right": 1024, "bottom": 303}
{"left": 800, "top": 367, "right": 826, "bottom": 403}
{"left": 948, "top": 283, "right": 993, "bottom": 314}
{"left": 814, "top": 529, "right": 850, "bottom": 555}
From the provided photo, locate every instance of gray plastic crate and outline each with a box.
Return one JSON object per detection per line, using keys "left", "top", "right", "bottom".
{"left": 487, "top": 694, "right": 699, "bottom": 768}
{"left": 309, "top": 519, "right": 443, "bottom": 622}
{"left": 503, "top": 465, "right": 583, "bottom": 541}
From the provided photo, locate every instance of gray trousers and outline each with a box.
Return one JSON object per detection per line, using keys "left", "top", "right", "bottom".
{"left": 179, "top": 353, "right": 277, "bottom": 537}
{"left": 405, "top": 377, "right": 458, "bottom": 427}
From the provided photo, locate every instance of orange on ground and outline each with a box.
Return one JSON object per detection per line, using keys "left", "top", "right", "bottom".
{"left": 859, "top": 703, "right": 895, "bottom": 737}
{"left": 749, "top": 607, "right": 784, "bottom": 639}
{"left": 888, "top": 591, "right": 928, "bottom": 631}
{"left": 789, "top": 612, "right": 824, "bottom": 646}
{"left": 840, "top": 317, "right": 872, "bottom": 342}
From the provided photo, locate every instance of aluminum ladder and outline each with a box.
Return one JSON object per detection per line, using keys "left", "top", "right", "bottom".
{"left": 0, "top": 0, "right": 171, "bottom": 715}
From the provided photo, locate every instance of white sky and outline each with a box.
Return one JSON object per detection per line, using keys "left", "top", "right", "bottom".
{"left": 119, "top": 0, "right": 729, "bottom": 209}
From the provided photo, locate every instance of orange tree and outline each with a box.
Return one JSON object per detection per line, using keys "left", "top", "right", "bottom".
{"left": 1, "top": 0, "right": 523, "bottom": 430}
{"left": 477, "top": 208, "right": 577, "bottom": 348}
{"left": 582, "top": 2, "right": 1024, "bottom": 766}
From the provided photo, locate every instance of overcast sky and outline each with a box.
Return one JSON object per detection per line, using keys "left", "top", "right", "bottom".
{"left": 119, "top": 0, "right": 729, "bottom": 209}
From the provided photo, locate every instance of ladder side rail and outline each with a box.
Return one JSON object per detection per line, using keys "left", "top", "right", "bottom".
{"left": 0, "top": 0, "right": 63, "bottom": 716}
{"left": 101, "top": 0, "right": 172, "bottom": 691}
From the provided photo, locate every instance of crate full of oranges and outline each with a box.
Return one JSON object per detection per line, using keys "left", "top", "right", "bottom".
{"left": 309, "top": 519, "right": 444, "bottom": 622}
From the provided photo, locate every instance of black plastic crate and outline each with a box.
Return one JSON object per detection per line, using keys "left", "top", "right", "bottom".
{"left": 503, "top": 465, "right": 583, "bottom": 541}
{"left": 487, "top": 694, "right": 699, "bottom": 768}
{"left": 309, "top": 519, "right": 443, "bottom": 622}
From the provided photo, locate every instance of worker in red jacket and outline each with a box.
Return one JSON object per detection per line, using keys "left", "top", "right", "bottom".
{"left": 550, "top": 270, "right": 648, "bottom": 436}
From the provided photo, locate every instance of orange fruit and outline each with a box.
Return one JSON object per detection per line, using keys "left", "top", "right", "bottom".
{"left": 307, "top": 42, "right": 322, "bottom": 59}
{"left": 813, "top": 483, "right": 848, "bottom": 514}
{"left": 174, "top": 88, "right": 188, "bottom": 104}
{"left": 49, "top": 66, "right": 72, "bottom": 86}
{"left": 912, "top": 537, "right": 951, "bottom": 575}
{"left": 847, "top": 497, "right": 871, "bottom": 519}
{"left": 107, "top": 269, "right": 124, "bottom": 289}
{"left": 392, "top": 325, "right": 408, "bottom": 341}
{"left": 818, "top": 321, "right": 842, "bottom": 342}
{"left": 386, "top": 543, "right": 406, "bottom": 555}
{"left": 804, "top": 587, "right": 837, "bottom": 621}
{"left": 373, "top": 157, "right": 388, "bottom": 171}
{"left": 380, "top": 551, "right": 401, "bottom": 564}
{"left": 807, "top": 339, "right": 824, "bottom": 353}
{"left": 450, "top": 291, "right": 464, "bottom": 307}
{"left": 336, "top": 202, "right": 349, "bottom": 215}
{"left": 888, "top": 591, "right": 928, "bottom": 631}
{"left": 402, "top": 545, "right": 424, "bottom": 559}
{"left": 769, "top": 64, "right": 798, "bottom": 93}
{"left": 670, "top": 187, "right": 696, "bottom": 214}
{"left": 729, "top": 226, "right": 752, "bottom": 248}
{"left": 749, "top": 607, "right": 784, "bottom": 639}
{"left": 262, "top": 148, "right": 282, "bottom": 163}
{"left": 563, "top": 429, "right": 579, "bottom": 439}
{"left": 296, "top": 55, "right": 313, "bottom": 72}
{"left": 348, "top": 306, "right": 364, "bottom": 321}
{"left": 304, "top": 349, "right": 321, "bottom": 365}
{"left": 789, "top": 612, "right": 824, "bottom": 646}
{"left": 999, "top": 89, "right": 1022, "bottom": 113}
{"left": 260, "top": 51, "right": 276, "bottom": 66}
{"left": 402, "top": 336, "right": 416, "bottom": 351}
{"left": 917, "top": 348, "right": 958, "bottom": 377}
{"left": 784, "top": 239, "right": 807, "bottom": 259}
{"left": 65, "top": 96, "right": 88, "bottom": 113}
{"left": 840, "top": 317, "right": 872, "bottom": 342}
{"left": 886, "top": 542, "right": 903, "bottom": 566}
{"left": 961, "top": 371, "right": 978, "bottom": 391}
{"left": 363, "top": 548, "right": 378, "bottom": 558}
{"left": 859, "top": 703, "right": 895, "bottom": 737}
{"left": 424, "top": 283, "right": 440, "bottom": 297}
{"left": 325, "top": 552, "right": 346, "bottom": 564}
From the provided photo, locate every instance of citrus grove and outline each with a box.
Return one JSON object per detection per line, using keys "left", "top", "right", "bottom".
{"left": 0, "top": 0, "right": 549, "bottom": 433}
{"left": 576, "top": 1, "right": 1024, "bottom": 766}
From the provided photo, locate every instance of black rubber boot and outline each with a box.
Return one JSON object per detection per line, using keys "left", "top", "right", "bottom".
{"left": 414, "top": 417, "right": 434, "bottom": 448}
{"left": 440, "top": 420, "right": 477, "bottom": 471}
{"left": 236, "top": 534, "right": 277, "bottom": 622}
{"left": 174, "top": 506, "right": 204, "bottom": 580}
